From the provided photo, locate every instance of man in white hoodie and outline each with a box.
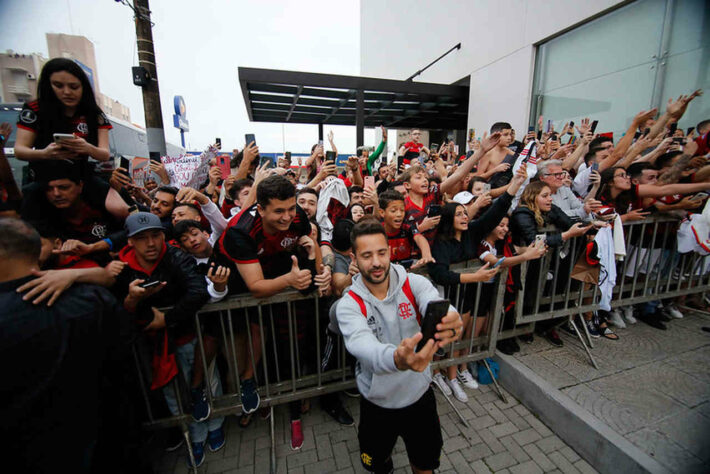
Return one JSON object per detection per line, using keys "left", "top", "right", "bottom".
{"left": 336, "top": 220, "right": 463, "bottom": 474}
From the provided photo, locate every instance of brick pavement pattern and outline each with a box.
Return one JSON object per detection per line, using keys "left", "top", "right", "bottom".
{"left": 513, "top": 309, "right": 710, "bottom": 474}
{"left": 156, "top": 382, "right": 596, "bottom": 473}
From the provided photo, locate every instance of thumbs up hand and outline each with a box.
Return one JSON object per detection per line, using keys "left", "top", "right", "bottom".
{"left": 287, "top": 255, "right": 312, "bottom": 290}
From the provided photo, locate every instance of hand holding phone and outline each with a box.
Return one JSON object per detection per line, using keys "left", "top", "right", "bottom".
{"left": 245, "top": 133, "right": 256, "bottom": 146}
{"left": 416, "top": 299, "right": 450, "bottom": 351}
{"left": 53, "top": 133, "right": 75, "bottom": 145}
{"left": 364, "top": 175, "right": 375, "bottom": 189}
{"left": 590, "top": 120, "right": 599, "bottom": 134}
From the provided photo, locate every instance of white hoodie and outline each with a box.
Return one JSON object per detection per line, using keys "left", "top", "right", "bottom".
{"left": 335, "top": 263, "right": 455, "bottom": 409}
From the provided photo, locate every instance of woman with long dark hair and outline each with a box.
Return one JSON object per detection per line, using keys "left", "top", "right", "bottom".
{"left": 14, "top": 58, "right": 126, "bottom": 216}
{"left": 427, "top": 167, "right": 529, "bottom": 402}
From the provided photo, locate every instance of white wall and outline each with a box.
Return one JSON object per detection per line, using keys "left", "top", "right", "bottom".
{"left": 360, "top": 0, "right": 624, "bottom": 134}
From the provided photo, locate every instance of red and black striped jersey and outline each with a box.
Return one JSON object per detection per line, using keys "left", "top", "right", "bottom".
{"left": 405, "top": 182, "right": 441, "bottom": 245}
{"left": 217, "top": 204, "right": 310, "bottom": 279}
{"left": 387, "top": 222, "right": 419, "bottom": 263}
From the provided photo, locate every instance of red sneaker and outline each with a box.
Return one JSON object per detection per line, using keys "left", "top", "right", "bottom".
{"left": 290, "top": 420, "right": 304, "bottom": 451}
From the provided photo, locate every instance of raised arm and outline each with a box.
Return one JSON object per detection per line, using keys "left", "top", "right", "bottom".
{"left": 441, "top": 132, "right": 501, "bottom": 195}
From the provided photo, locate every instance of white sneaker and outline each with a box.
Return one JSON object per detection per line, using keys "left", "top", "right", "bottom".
{"left": 607, "top": 310, "right": 626, "bottom": 329}
{"left": 665, "top": 304, "right": 684, "bottom": 319}
{"left": 433, "top": 373, "right": 452, "bottom": 396}
{"left": 622, "top": 306, "right": 637, "bottom": 324}
{"left": 457, "top": 369, "right": 479, "bottom": 390}
{"left": 446, "top": 377, "right": 468, "bottom": 402}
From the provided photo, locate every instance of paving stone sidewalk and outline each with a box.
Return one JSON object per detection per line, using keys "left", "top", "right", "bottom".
{"left": 512, "top": 309, "right": 710, "bottom": 474}
{"left": 155, "top": 382, "right": 596, "bottom": 474}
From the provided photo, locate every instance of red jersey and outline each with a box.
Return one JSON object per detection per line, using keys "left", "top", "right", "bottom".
{"left": 386, "top": 222, "right": 419, "bottom": 263}
{"left": 405, "top": 182, "right": 441, "bottom": 245}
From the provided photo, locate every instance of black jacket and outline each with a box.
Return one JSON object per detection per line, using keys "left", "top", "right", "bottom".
{"left": 1, "top": 276, "right": 123, "bottom": 472}
{"left": 428, "top": 192, "right": 513, "bottom": 286}
{"left": 509, "top": 204, "right": 573, "bottom": 248}
{"left": 114, "top": 243, "right": 209, "bottom": 331}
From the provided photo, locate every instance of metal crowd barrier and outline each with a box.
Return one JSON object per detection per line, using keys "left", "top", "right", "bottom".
{"left": 499, "top": 215, "right": 710, "bottom": 367}
{"left": 132, "top": 216, "right": 710, "bottom": 472}
{"left": 132, "top": 263, "right": 510, "bottom": 472}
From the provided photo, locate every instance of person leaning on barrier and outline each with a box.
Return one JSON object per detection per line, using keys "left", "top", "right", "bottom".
{"left": 428, "top": 166, "right": 530, "bottom": 401}
{"left": 216, "top": 174, "right": 330, "bottom": 449}
{"left": 335, "top": 220, "right": 463, "bottom": 474}
{"left": 0, "top": 218, "right": 130, "bottom": 473}
{"left": 510, "top": 181, "right": 592, "bottom": 347}
{"left": 112, "top": 212, "right": 223, "bottom": 468}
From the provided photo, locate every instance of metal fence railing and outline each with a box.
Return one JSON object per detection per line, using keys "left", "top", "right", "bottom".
{"left": 133, "top": 215, "right": 710, "bottom": 472}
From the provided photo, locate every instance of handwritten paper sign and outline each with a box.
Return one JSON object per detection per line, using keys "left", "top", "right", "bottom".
{"left": 130, "top": 156, "right": 149, "bottom": 188}
{"left": 162, "top": 146, "right": 217, "bottom": 189}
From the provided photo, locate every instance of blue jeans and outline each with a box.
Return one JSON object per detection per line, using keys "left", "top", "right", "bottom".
{"left": 162, "top": 338, "right": 224, "bottom": 444}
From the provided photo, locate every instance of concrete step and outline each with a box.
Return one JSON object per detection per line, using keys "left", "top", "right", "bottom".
{"left": 494, "top": 353, "right": 670, "bottom": 474}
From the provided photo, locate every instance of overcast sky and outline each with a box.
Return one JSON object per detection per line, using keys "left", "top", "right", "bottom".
{"left": 0, "top": 0, "right": 374, "bottom": 154}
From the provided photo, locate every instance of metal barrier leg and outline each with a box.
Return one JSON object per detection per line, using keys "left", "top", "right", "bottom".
{"left": 432, "top": 381, "right": 471, "bottom": 428}
{"left": 269, "top": 405, "right": 276, "bottom": 474}
{"left": 482, "top": 359, "right": 508, "bottom": 404}
{"left": 569, "top": 318, "right": 599, "bottom": 369}
{"left": 577, "top": 313, "right": 594, "bottom": 349}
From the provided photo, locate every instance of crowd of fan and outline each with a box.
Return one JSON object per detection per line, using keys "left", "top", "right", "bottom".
{"left": 1, "top": 57, "right": 709, "bottom": 472}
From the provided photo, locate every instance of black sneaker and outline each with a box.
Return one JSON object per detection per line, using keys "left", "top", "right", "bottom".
{"left": 545, "top": 329, "right": 564, "bottom": 347}
{"left": 497, "top": 339, "right": 516, "bottom": 355}
{"left": 510, "top": 338, "right": 521, "bottom": 353}
{"left": 191, "top": 386, "right": 211, "bottom": 422}
{"left": 343, "top": 388, "right": 360, "bottom": 398}
{"left": 324, "top": 399, "right": 354, "bottom": 426}
{"left": 519, "top": 333, "right": 534, "bottom": 344}
{"left": 165, "top": 427, "right": 184, "bottom": 452}
{"left": 639, "top": 313, "right": 667, "bottom": 330}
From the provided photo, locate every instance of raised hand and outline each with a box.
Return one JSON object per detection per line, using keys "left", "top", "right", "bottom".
{"left": 287, "top": 255, "right": 312, "bottom": 290}
{"left": 472, "top": 262, "right": 498, "bottom": 282}
{"left": 480, "top": 131, "right": 502, "bottom": 153}
{"left": 393, "top": 332, "right": 438, "bottom": 372}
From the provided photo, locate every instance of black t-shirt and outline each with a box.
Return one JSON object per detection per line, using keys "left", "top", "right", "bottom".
{"left": 17, "top": 100, "right": 112, "bottom": 175}
{"left": 217, "top": 204, "right": 311, "bottom": 280}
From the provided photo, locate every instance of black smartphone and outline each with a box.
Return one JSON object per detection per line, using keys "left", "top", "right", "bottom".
{"left": 634, "top": 131, "right": 642, "bottom": 139}
{"left": 397, "top": 155, "right": 405, "bottom": 171}
{"left": 326, "top": 150, "right": 336, "bottom": 161}
{"left": 591, "top": 162, "right": 599, "bottom": 172}
{"left": 536, "top": 130, "right": 542, "bottom": 140}
{"left": 259, "top": 156, "right": 274, "bottom": 168}
{"left": 139, "top": 280, "right": 161, "bottom": 289}
{"left": 215, "top": 137, "right": 221, "bottom": 148}
{"left": 672, "top": 137, "right": 684, "bottom": 144}
{"left": 527, "top": 126, "right": 535, "bottom": 133}
{"left": 568, "top": 121, "right": 574, "bottom": 130}
{"left": 427, "top": 204, "right": 442, "bottom": 217}
{"left": 590, "top": 120, "right": 599, "bottom": 134}
{"left": 687, "top": 127, "right": 695, "bottom": 136}
{"left": 119, "top": 156, "right": 130, "bottom": 174}
{"left": 285, "top": 151, "right": 291, "bottom": 161}
{"left": 245, "top": 133, "right": 256, "bottom": 146}
{"left": 416, "top": 299, "right": 450, "bottom": 351}
{"left": 550, "top": 133, "right": 559, "bottom": 141}
{"left": 669, "top": 123, "right": 677, "bottom": 136}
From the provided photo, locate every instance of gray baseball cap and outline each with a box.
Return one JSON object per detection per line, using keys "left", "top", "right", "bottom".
{"left": 125, "top": 212, "right": 164, "bottom": 237}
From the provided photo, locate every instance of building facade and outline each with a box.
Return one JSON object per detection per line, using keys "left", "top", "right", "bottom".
{"left": 0, "top": 51, "right": 46, "bottom": 103}
{"left": 361, "top": 0, "right": 709, "bottom": 139}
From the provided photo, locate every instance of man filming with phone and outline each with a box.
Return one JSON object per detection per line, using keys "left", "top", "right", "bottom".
{"left": 336, "top": 220, "right": 462, "bottom": 474}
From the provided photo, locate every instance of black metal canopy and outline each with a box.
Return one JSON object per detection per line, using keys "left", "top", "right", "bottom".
{"left": 238, "top": 67, "right": 469, "bottom": 145}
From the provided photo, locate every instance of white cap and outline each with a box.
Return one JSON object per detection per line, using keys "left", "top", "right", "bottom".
{"left": 453, "top": 191, "right": 475, "bottom": 205}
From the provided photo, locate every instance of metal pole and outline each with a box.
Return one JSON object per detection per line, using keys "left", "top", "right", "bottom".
{"left": 356, "top": 89, "right": 364, "bottom": 148}
{"left": 133, "top": 0, "right": 167, "bottom": 160}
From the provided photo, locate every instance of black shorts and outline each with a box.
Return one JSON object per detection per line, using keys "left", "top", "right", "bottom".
{"left": 358, "top": 387, "right": 442, "bottom": 473}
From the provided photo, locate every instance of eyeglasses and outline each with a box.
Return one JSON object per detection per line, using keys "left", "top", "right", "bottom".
{"left": 545, "top": 172, "right": 567, "bottom": 178}
{"left": 614, "top": 173, "right": 629, "bottom": 179}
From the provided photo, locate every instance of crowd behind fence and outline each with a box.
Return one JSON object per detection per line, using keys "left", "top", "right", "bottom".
{"left": 133, "top": 215, "right": 710, "bottom": 471}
